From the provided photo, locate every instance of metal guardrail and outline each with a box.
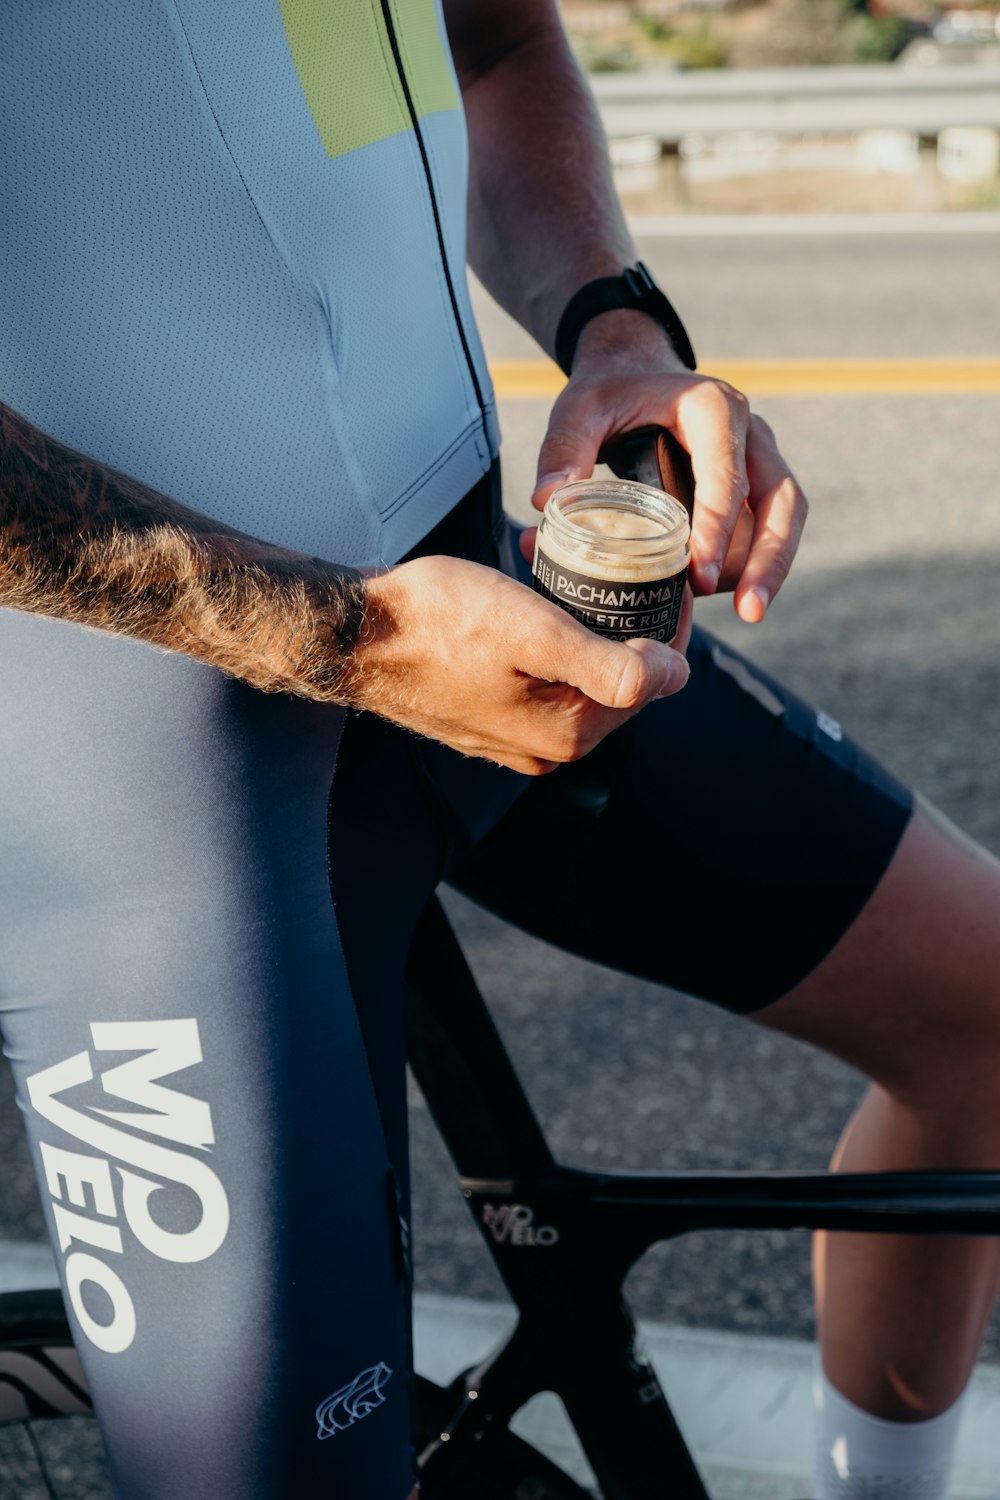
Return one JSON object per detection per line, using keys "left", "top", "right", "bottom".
{"left": 590, "top": 62, "right": 1000, "bottom": 141}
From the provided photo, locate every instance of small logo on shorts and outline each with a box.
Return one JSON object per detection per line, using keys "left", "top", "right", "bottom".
{"left": 816, "top": 711, "right": 843, "bottom": 742}
{"left": 316, "top": 1363, "right": 392, "bottom": 1439}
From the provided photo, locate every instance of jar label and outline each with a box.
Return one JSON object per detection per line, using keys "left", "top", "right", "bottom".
{"left": 532, "top": 547, "right": 687, "bottom": 643}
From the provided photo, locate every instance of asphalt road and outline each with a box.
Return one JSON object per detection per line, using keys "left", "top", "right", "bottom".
{"left": 1, "top": 226, "right": 998, "bottom": 1383}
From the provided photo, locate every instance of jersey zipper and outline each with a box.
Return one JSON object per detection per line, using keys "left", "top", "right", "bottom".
{"left": 378, "top": 0, "right": 490, "bottom": 441}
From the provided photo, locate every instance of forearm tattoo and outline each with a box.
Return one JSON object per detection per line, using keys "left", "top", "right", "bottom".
{"left": 0, "top": 402, "right": 367, "bottom": 701}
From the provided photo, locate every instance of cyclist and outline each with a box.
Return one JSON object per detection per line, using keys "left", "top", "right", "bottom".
{"left": 1, "top": 3, "right": 997, "bottom": 1498}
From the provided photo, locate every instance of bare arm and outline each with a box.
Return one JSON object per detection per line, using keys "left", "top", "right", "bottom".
{"left": 446, "top": 0, "right": 635, "bottom": 361}
{"left": 445, "top": 0, "right": 807, "bottom": 618}
{"left": 0, "top": 401, "right": 688, "bottom": 771}
{"left": 0, "top": 401, "right": 366, "bottom": 699}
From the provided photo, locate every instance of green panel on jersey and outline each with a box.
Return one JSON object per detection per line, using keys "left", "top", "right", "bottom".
{"left": 278, "top": 0, "right": 458, "bottom": 160}
{"left": 387, "top": 0, "right": 460, "bottom": 122}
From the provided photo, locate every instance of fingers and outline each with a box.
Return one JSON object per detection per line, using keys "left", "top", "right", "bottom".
{"left": 670, "top": 380, "right": 751, "bottom": 595}
{"left": 535, "top": 371, "right": 754, "bottom": 594}
{"left": 732, "top": 416, "right": 808, "bottom": 623}
{"left": 672, "top": 584, "right": 695, "bottom": 656}
{"left": 507, "top": 562, "right": 691, "bottom": 768}
{"left": 531, "top": 390, "right": 606, "bottom": 511}
{"left": 518, "top": 526, "right": 537, "bottom": 566}
{"left": 508, "top": 640, "right": 688, "bottom": 774}
{"left": 520, "top": 606, "right": 690, "bottom": 714}
{"left": 531, "top": 365, "right": 804, "bottom": 633}
{"left": 531, "top": 377, "right": 711, "bottom": 513}
{"left": 356, "top": 556, "right": 691, "bottom": 775}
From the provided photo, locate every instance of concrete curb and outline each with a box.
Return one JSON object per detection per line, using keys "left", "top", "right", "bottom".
{"left": 3, "top": 1247, "right": 996, "bottom": 1497}
{"left": 414, "top": 1292, "right": 999, "bottom": 1500}
{"left": 628, "top": 211, "right": 1000, "bottom": 237}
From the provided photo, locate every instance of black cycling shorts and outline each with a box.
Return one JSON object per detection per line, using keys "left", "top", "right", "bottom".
{"left": 445, "top": 622, "right": 914, "bottom": 1014}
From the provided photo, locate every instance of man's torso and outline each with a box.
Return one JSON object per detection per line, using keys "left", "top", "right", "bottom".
{"left": 1, "top": 0, "right": 498, "bottom": 565}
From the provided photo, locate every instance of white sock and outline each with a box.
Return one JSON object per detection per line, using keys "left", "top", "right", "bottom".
{"left": 813, "top": 1364, "right": 966, "bottom": 1500}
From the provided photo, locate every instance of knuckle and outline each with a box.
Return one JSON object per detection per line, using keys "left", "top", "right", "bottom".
{"left": 542, "top": 418, "right": 577, "bottom": 451}
{"left": 610, "top": 654, "right": 649, "bottom": 711}
{"left": 550, "top": 701, "right": 602, "bottom": 761}
{"left": 703, "top": 378, "right": 749, "bottom": 418}
{"left": 558, "top": 724, "right": 590, "bottom": 763}
{"left": 547, "top": 386, "right": 602, "bottom": 433}
{"left": 693, "top": 378, "right": 730, "bottom": 413}
{"left": 779, "top": 476, "right": 808, "bottom": 525}
{"left": 524, "top": 756, "right": 558, "bottom": 777}
{"left": 696, "top": 506, "right": 734, "bottom": 545}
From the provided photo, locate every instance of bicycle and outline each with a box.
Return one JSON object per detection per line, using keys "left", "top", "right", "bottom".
{"left": 3, "top": 888, "right": 1000, "bottom": 1499}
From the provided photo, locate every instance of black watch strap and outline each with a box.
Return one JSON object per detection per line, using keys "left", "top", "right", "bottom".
{"left": 554, "top": 261, "right": 697, "bottom": 377}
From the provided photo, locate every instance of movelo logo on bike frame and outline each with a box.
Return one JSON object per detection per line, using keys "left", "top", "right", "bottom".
{"left": 481, "top": 1203, "right": 559, "bottom": 1247}
{"left": 316, "top": 1362, "right": 393, "bottom": 1439}
{"left": 25, "top": 1019, "right": 230, "bottom": 1356}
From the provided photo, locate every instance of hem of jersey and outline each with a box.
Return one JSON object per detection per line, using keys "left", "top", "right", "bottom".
{"left": 377, "top": 427, "right": 494, "bottom": 563}
{"left": 380, "top": 412, "right": 495, "bottom": 523}
{"left": 479, "top": 395, "right": 501, "bottom": 463}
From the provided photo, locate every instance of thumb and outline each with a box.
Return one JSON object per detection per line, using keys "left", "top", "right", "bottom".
{"left": 536, "top": 621, "right": 690, "bottom": 711}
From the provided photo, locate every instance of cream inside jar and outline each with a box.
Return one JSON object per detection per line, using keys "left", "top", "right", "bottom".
{"left": 532, "top": 478, "right": 690, "bottom": 643}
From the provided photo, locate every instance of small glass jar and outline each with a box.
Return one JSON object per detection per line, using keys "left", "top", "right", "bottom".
{"left": 532, "top": 478, "right": 690, "bottom": 644}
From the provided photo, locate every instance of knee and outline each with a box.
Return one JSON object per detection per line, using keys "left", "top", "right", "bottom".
{"left": 877, "top": 1005, "right": 1000, "bottom": 1123}
{"left": 870, "top": 1071, "right": 1000, "bottom": 1167}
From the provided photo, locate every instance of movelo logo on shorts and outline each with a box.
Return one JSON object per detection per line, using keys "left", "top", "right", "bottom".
{"left": 25, "top": 1019, "right": 229, "bottom": 1356}
{"left": 316, "top": 1363, "right": 393, "bottom": 1439}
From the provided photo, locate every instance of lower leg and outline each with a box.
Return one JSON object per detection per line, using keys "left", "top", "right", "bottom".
{"left": 757, "top": 802, "right": 1000, "bottom": 1434}
{"left": 809, "top": 1090, "right": 997, "bottom": 1500}
{"left": 816, "top": 1082, "right": 1000, "bottom": 1420}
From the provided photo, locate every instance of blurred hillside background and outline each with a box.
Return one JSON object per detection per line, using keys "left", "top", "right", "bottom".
{"left": 558, "top": 0, "right": 1000, "bottom": 211}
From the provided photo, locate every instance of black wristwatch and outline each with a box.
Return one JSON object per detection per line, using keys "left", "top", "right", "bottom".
{"left": 554, "top": 261, "right": 697, "bottom": 376}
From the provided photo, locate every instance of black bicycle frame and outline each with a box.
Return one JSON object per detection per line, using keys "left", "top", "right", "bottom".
{"left": 405, "top": 893, "right": 1000, "bottom": 1500}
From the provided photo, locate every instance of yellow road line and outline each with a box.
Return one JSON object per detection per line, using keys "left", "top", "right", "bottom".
{"left": 490, "top": 358, "right": 1000, "bottom": 398}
